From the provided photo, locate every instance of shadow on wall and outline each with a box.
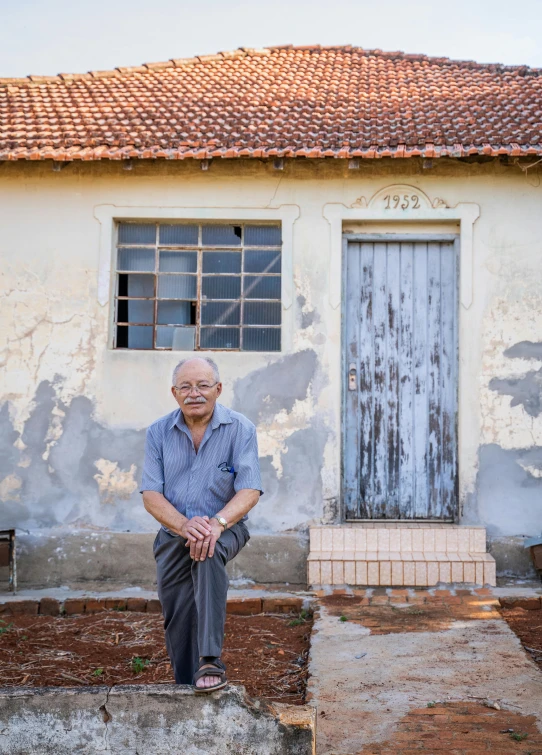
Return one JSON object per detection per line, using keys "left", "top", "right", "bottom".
{"left": 0, "top": 380, "right": 148, "bottom": 532}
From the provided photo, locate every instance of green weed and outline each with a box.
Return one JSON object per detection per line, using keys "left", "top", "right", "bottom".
{"left": 339, "top": 615, "right": 348, "bottom": 622}
{"left": 510, "top": 733, "right": 528, "bottom": 742}
{"left": 92, "top": 668, "right": 104, "bottom": 677}
{"left": 0, "top": 621, "right": 13, "bottom": 636}
{"left": 131, "top": 657, "right": 150, "bottom": 674}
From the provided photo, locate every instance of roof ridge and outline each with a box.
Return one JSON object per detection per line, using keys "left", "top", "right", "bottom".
{"left": 1, "top": 44, "right": 541, "bottom": 86}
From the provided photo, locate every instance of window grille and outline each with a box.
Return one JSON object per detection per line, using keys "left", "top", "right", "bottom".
{"left": 114, "top": 223, "right": 282, "bottom": 351}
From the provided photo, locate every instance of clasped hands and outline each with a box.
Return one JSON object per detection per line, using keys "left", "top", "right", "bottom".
{"left": 180, "top": 515, "right": 222, "bottom": 561}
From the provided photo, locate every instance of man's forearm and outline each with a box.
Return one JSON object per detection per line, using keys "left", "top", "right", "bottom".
{"left": 215, "top": 489, "right": 260, "bottom": 528}
{"left": 142, "top": 491, "right": 188, "bottom": 535}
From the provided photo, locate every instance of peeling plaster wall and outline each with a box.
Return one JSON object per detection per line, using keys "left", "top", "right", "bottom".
{"left": 1, "top": 158, "right": 541, "bottom": 582}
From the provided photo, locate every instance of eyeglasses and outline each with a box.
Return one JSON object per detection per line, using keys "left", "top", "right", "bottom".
{"left": 173, "top": 382, "right": 219, "bottom": 395}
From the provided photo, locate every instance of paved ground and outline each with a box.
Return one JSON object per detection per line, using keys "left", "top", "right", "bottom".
{"left": 308, "top": 588, "right": 542, "bottom": 754}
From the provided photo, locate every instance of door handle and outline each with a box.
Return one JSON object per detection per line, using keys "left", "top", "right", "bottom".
{"left": 348, "top": 363, "right": 357, "bottom": 391}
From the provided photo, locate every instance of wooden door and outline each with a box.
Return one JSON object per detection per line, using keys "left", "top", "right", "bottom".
{"left": 343, "top": 237, "right": 458, "bottom": 520}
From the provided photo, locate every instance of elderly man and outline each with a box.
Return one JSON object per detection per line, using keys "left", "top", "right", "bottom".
{"left": 141, "top": 356, "right": 262, "bottom": 693}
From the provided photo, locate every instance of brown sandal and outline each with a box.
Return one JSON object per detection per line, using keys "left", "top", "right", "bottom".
{"left": 193, "top": 659, "right": 227, "bottom": 694}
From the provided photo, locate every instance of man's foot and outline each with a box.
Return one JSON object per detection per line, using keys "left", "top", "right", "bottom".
{"left": 193, "top": 657, "right": 227, "bottom": 693}
{"left": 195, "top": 665, "right": 221, "bottom": 689}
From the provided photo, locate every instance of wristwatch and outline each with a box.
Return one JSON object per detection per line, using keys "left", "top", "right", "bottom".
{"left": 213, "top": 515, "right": 228, "bottom": 531}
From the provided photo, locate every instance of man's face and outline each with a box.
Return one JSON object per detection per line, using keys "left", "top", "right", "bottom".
{"left": 171, "top": 359, "right": 222, "bottom": 421}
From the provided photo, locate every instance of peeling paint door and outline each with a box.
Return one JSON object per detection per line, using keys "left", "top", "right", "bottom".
{"left": 343, "top": 238, "right": 458, "bottom": 520}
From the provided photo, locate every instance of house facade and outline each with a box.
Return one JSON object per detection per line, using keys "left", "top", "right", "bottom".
{"left": 1, "top": 46, "right": 541, "bottom": 588}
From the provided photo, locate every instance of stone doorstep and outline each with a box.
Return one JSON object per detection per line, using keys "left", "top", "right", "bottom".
{"left": 309, "top": 524, "right": 487, "bottom": 554}
{"left": 307, "top": 553, "right": 497, "bottom": 587}
{"left": 0, "top": 596, "right": 304, "bottom": 617}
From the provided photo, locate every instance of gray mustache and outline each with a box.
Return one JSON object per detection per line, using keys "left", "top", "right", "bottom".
{"left": 183, "top": 396, "right": 207, "bottom": 405}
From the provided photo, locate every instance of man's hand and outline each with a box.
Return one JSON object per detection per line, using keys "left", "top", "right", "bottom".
{"left": 180, "top": 515, "right": 212, "bottom": 545}
{"left": 186, "top": 517, "right": 223, "bottom": 561}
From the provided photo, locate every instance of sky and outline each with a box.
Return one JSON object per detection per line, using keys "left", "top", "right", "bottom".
{"left": 2, "top": 0, "right": 542, "bottom": 78}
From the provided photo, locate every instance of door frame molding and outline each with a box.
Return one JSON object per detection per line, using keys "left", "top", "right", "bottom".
{"left": 340, "top": 233, "right": 461, "bottom": 522}
{"left": 323, "top": 201, "right": 480, "bottom": 310}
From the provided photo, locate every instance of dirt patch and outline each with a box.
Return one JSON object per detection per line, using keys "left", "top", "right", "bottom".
{"left": 355, "top": 701, "right": 542, "bottom": 754}
{"left": 320, "top": 592, "right": 499, "bottom": 634}
{"left": 0, "top": 610, "right": 312, "bottom": 705}
{"left": 501, "top": 606, "right": 542, "bottom": 672}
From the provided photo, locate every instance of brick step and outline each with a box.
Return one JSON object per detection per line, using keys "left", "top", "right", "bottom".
{"left": 307, "top": 552, "right": 496, "bottom": 587}
{"left": 310, "top": 525, "right": 487, "bottom": 554}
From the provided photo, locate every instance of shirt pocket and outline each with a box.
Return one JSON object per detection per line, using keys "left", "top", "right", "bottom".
{"left": 208, "top": 465, "right": 236, "bottom": 501}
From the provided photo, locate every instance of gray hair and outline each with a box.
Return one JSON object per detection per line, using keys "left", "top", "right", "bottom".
{"left": 172, "top": 357, "right": 220, "bottom": 386}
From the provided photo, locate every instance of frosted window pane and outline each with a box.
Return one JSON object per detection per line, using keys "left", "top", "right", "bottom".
{"left": 243, "top": 301, "right": 281, "bottom": 325}
{"left": 156, "top": 327, "right": 173, "bottom": 348}
{"left": 159, "top": 225, "right": 198, "bottom": 245}
{"left": 157, "top": 301, "right": 193, "bottom": 325}
{"left": 202, "top": 225, "right": 242, "bottom": 246}
{"left": 244, "top": 226, "right": 282, "bottom": 246}
{"left": 126, "top": 274, "right": 154, "bottom": 298}
{"left": 200, "top": 328, "right": 240, "bottom": 349}
{"left": 118, "top": 223, "right": 156, "bottom": 244}
{"left": 202, "top": 251, "right": 241, "bottom": 273}
{"left": 202, "top": 276, "right": 241, "bottom": 300}
{"left": 158, "top": 275, "right": 197, "bottom": 299}
{"left": 124, "top": 326, "right": 153, "bottom": 349}
{"left": 201, "top": 302, "right": 240, "bottom": 325}
{"left": 242, "top": 328, "right": 281, "bottom": 351}
{"left": 243, "top": 276, "right": 281, "bottom": 299}
{"left": 244, "top": 250, "right": 281, "bottom": 274}
{"left": 117, "top": 247, "right": 155, "bottom": 272}
{"left": 159, "top": 251, "right": 197, "bottom": 273}
{"left": 125, "top": 300, "right": 154, "bottom": 323}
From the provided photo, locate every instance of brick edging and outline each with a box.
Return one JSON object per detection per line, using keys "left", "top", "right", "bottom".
{"left": 0, "top": 596, "right": 305, "bottom": 617}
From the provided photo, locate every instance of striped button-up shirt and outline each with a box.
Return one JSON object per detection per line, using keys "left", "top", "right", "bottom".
{"left": 140, "top": 402, "right": 263, "bottom": 525}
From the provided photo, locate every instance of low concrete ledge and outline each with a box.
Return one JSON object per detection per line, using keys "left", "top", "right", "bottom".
{"left": 0, "top": 684, "right": 316, "bottom": 755}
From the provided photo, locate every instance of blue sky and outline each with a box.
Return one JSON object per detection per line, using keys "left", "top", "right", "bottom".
{"left": 2, "top": 0, "right": 541, "bottom": 77}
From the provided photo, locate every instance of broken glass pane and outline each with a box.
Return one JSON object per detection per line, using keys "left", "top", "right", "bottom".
{"left": 158, "top": 275, "right": 197, "bottom": 299}
{"left": 202, "top": 276, "right": 241, "bottom": 300}
{"left": 242, "top": 328, "right": 281, "bottom": 351}
{"left": 159, "top": 224, "right": 198, "bottom": 246}
{"left": 202, "top": 225, "right": 242, "bottom": 246}
{"left": 200, "top": 327, "right": 240, "bottom": 349}
{"left": 244, "top": 250, "right": 281, "bottom": 274}
{"left": 157, "top": 301, "right": 194, "bottom": 325}
{"left": 244, "top": 225, "right": 282, "bottom": 246}
{"left": 116, "top": 325, "right": 153, "bottom": 349}
{"left": 243, "top": 276, "right": 281, "bottom": 299}
{"left": 124, "top": 274, "right": 155, "bottom": 298}
{"left": 201, "top": 301, "right": 240, "bottom": 326}
{"left": 159, "top": 251, "right": 197, "bottom": 273}
{"left": 243, "top": 301, "right": 281, "bottom": 325}
{"left": 202, "top": 251, "right": 241, "bottom": 274}
{"left": 118, "top": 223, "right": 156, "bottom": 244}
{"left": 117, "top": 247, "right": 155, "bottom": 272}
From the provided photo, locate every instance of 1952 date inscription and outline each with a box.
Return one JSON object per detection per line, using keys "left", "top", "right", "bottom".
{"left": 383, "top": 193, "right": 421, "bottom": 210}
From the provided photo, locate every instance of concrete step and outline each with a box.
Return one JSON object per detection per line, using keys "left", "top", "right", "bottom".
{"left": 308, "top": 525, "right": 496, "bottom": 586}
{"left": 310, "top": 524, "right": 487, "bottom": 554}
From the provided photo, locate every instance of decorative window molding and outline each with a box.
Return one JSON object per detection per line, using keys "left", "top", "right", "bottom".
{"left": 93, "top": 204, "right": 300, "bottom": 352}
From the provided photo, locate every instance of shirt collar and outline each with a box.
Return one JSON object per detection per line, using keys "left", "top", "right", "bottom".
{"left": 171, "top": 403, "right": 233, "bottom": 431}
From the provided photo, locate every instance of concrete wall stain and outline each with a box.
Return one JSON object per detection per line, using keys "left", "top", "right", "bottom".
{"left": 0, "top": 381, "right": 148, "bottom": 532}
{"left": 231, "top": 350, "right": 318, "bottom": 425}
{"left": 504, "top": 341, "right": 542, "bottom": 360}
{"left": 489, "top": 368, "right": 542, "bottom": 418}
{"left": 464, "top": 443, "right": 542, "bottom": 537}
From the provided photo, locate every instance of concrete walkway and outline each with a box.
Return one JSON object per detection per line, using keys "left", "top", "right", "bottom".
{"left": 308, "top": 587, "right": 542, "bottom": 754}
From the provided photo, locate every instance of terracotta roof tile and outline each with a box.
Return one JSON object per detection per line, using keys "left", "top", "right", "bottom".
{"left": 0, "top": 45, "right": 541, "bottom": 161}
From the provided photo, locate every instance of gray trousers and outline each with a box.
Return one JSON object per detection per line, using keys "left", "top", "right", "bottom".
{"left": 153, "top": 522, "right": 250, "bottom": 684}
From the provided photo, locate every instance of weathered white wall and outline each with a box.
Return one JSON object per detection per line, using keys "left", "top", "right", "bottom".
{"left": 1, "top": 158, "right": 541, "bottom": 557}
